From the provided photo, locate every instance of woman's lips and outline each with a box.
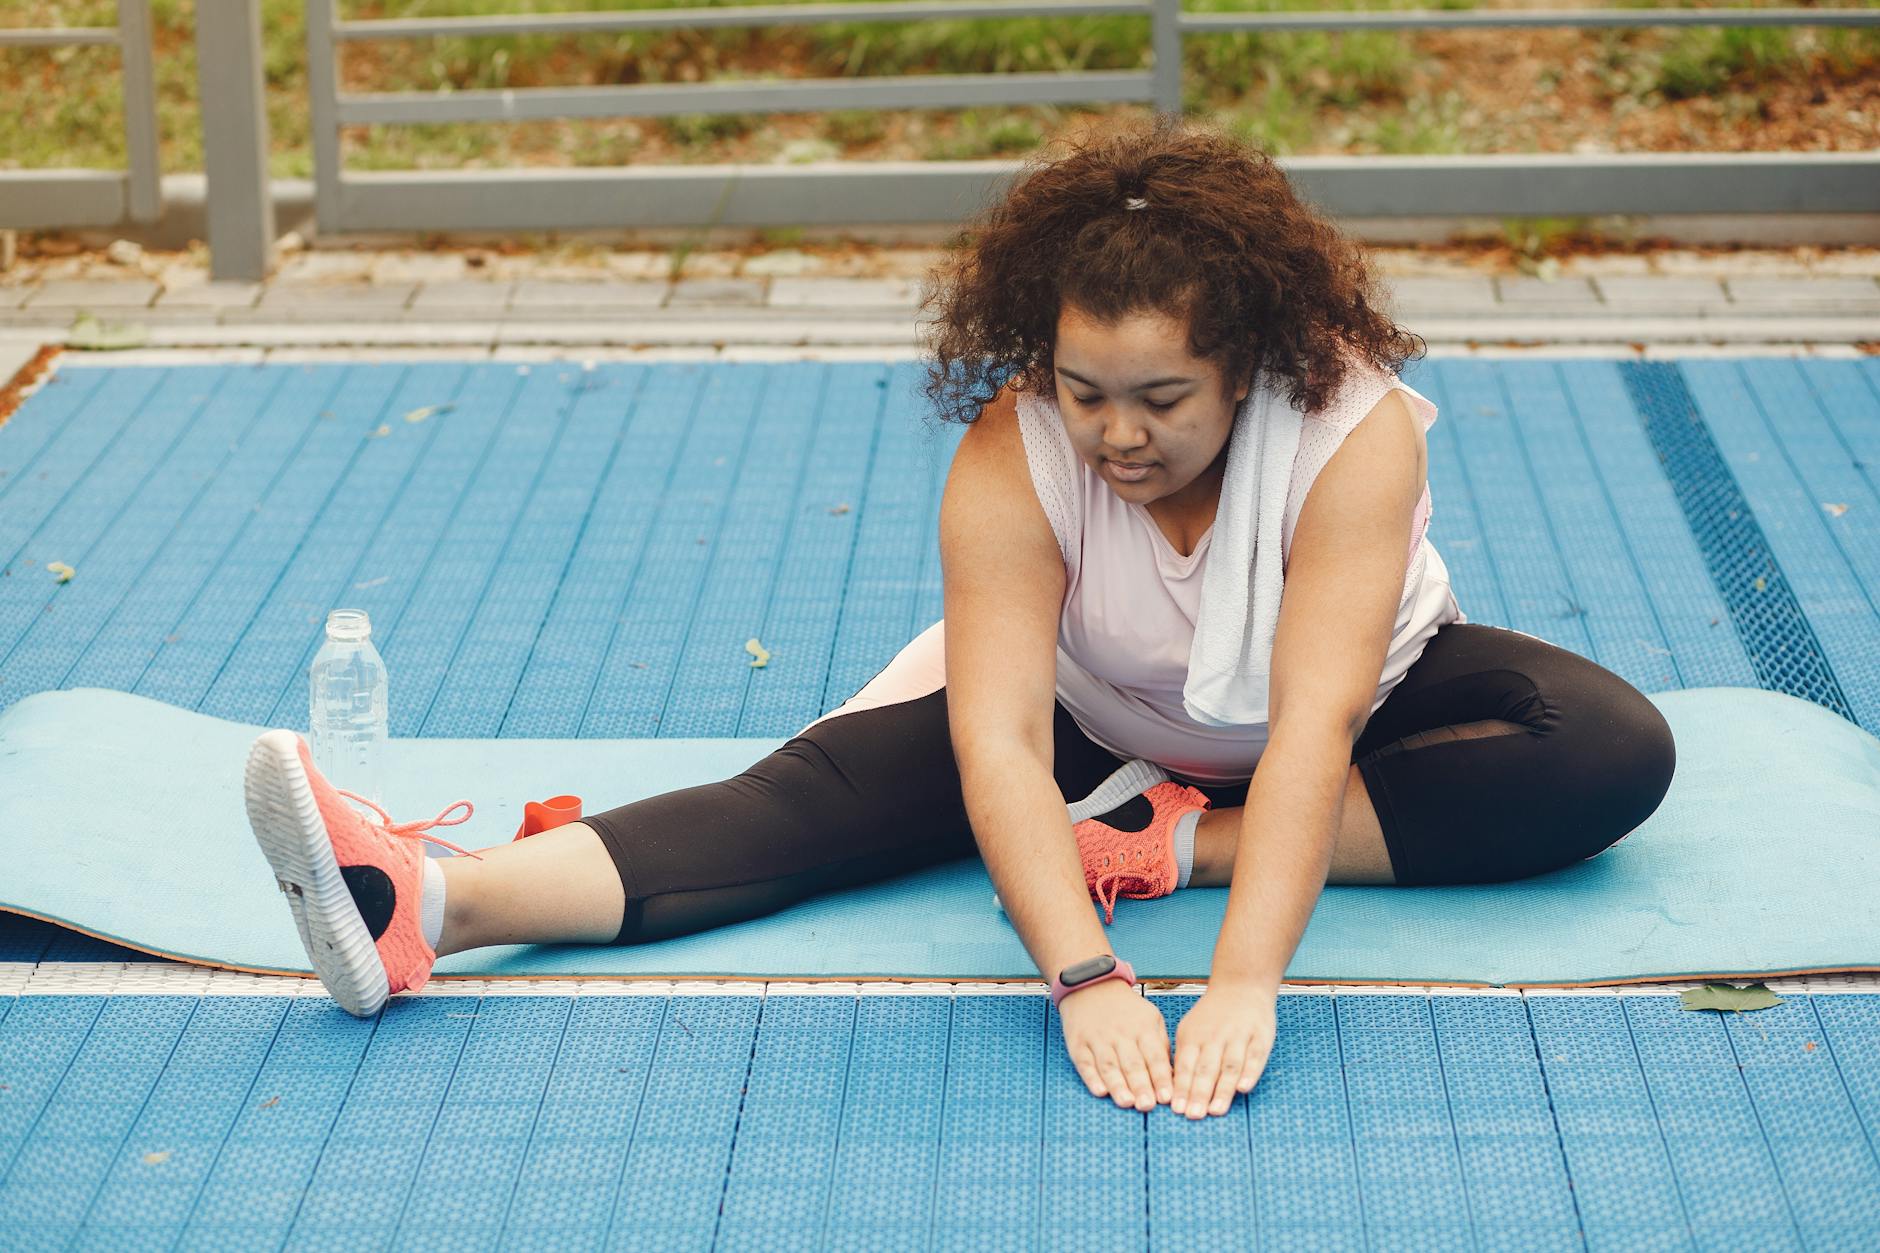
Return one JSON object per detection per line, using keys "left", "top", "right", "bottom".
{"left": 1108, "top": 461, "right": 1155, "bottom": 481}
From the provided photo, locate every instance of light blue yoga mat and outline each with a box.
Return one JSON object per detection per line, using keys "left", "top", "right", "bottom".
{"left": 3, "top": 685, "right": 1876, "bottom": 987}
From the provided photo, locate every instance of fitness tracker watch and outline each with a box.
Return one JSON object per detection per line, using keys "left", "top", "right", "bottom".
{"left": 1050, "top": 954, "right": 1138, "bottom": 1008}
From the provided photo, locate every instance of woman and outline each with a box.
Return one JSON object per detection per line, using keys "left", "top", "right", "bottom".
{"left": 244, "top": 117, "right": 1676, "bottom": 1123}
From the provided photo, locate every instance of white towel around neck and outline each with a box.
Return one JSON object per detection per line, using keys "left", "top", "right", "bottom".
{"left": 1180, "top": 368, "right": 1304, "bottom": 727}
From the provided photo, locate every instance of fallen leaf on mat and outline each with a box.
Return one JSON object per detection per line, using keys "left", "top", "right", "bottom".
{"left": 143, "top": 1151, "right": 170, "bottom": 1166}
{"left": 368, "top": 424, "right": 391, "bottom": 438}
{"left": 47, "top": 561, "right": 74, "bottom": 583}
{"left": 1803, "top": 1041, "right": 1817, "bottom": 1052}
{"left": 258, "top": 1095, "right": 280, "bottom": 1108}
{"left": 828, "top": 503, "right": 851, "bottom": 515}
{"left": 1752, "top": 576, "right": 1766, "bottom": 592}
{"left": 746, "top": 637, "right": 771, "bottom": 668}
{"left": 403, "top": 404, "right": 456, "bottom": 424}
{"left": 1678, "top": 982, "right": 1782, "bottom": 1013}
{"left": 1822, "top": 502, "right": 1849, "bottom": 517}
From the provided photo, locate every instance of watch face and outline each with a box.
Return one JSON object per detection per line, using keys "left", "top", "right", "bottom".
{"left": 1062, "top": 954, "right": 1117, "bottom": 985}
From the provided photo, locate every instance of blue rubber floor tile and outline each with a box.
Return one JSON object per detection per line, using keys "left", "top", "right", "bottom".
{"left": 0, "top": 366, "right": 113, "bottom": 511}
{"left": 0, "top": 990, "right": 1870, "bottom": 1248}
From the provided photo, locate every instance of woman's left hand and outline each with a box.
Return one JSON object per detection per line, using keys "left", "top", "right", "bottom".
{"left": 1172, "top": 981, "right": 1278, "bottom": 1118}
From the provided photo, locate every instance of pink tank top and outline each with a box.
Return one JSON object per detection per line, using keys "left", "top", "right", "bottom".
{"left": 1015, "top": 355, "right": 1465, "bottom": 785}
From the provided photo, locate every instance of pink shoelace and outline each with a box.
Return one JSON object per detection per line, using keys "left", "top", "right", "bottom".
{"left": 1089, "top": 851, "right": 1159, "bottom": 927}
{"left": 336, "top": 789, "right": 487, "bottom": 861}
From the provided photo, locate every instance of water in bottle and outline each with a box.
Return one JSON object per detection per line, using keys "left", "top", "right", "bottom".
{"left": 309, "top": 608, "right": 389, "bottom": 826}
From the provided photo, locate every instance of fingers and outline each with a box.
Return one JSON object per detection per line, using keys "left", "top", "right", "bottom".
{"left": 1096, "top": 1047, "right": 1135, "bottom": 1108}
{"left": 1178, "top": 1039, "right": 1223, "bottom": 1119}
{"left": 1205, "top": 1040, "right": 1247, "bottom": 1117}
{"left": 1118, "top": 1044, "right": 1159, "bottom": 1112}
{"left": 1144, "top": 1033, "right": 1175, "bottom": 1107}
{"left": 1076, "top": 1039, "right": 1172, "bottom": 1111}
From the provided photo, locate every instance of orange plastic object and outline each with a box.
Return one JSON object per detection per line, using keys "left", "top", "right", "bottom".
{"left": 513, "top": 794, "right": 583, "bottom": 841}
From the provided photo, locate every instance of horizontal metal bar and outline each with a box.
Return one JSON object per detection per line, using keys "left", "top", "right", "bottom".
{"left": 1279, "top": 152, "right": 1880, "bottom": 217}
{"left": 337, "top": 162, "right": 1020, "bottom": 230}
{"left": 1183, "top": 7, "right": 1880, "bottom": 33}
{"left": 0, "top": 27, "right": 120, "bottom": 48}
{"left": 0, "top": 171, "right": 128, "bottom": 229}
{"left": 327, "top": 153, "right": 1880, "bottom": 234}
{"left": 333, "top": 1, "right": 1151, "bottom": 42}
{"left": 337, "top": 70, "right": 1153, "bottom": 125}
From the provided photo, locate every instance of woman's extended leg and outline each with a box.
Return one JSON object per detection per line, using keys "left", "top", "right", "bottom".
{"left": 429, "top": 822, "right": 623, "bottom": 956}
{"left": 1178, "top": 622, "right": 1675, "bottom": 890}
{"left": 431, "top": 619, "right": 1136, "bottom": 952}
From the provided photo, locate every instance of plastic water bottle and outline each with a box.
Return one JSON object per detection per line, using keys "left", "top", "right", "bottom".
{"left": 309, "top": 608, "right": 388, "bottom": 821}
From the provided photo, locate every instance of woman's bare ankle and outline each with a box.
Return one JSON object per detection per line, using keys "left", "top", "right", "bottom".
{"left": 431, "top": 853, "right": 476, "bottom": 957}
{"left": 1188, "top": 806, "right": 1241, "bottom": 887}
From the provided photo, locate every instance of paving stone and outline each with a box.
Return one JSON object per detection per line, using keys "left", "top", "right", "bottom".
{"left": 669, "top": 251, "right": 743, "bottom": 279}
{"left": 369, "top": 253, "right": 470, "bottom": 284}
{"left": 1593, "top": 277, "right": 1730, "bottom": 304}
{"left": 507, "top": 279, "right": 666, "bottom": 309}
{"left": 1396, "top": 314, "right": 1878, "bottom": 343}
{"left": 0, "top": 342, "right": 40, "bottom": 382}
{"left": 1493, "top": 276, "right": 1601, "bottom": 304}
{"left": 1380, "top": 276, "right": 1497, "bottom": 309}
{"left": 667, "top": 278, "right": 767, "bottom": 307}
{"left": 154, "top": 282, "right": 264, "bottom": 311}
{"left": 22, "top": 279, "right": 160, "bottom": 309}
{"left": 255, "top": 282, "right": 416, "bottom": 311}
{"left": 767, "top": 278, "right": 921, "bottom": 308}
{"left": 274, "top": 252, "right": 376, "bottom": 283}
{"left": 743, "top": 250, "right": 819, "bottom": 277}
{"left": 603, "top": 252, "right": 678, "bottom": 281}
{"left": 409, "top": 281, "right": 517, "bottom": 313}
{"left": 1725, "top": 277, "right": 1880, "bottom": 304}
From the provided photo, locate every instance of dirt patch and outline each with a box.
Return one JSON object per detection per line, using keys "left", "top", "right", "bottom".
{"left": 0, "top": 345, "right": 62, "bottom": 431}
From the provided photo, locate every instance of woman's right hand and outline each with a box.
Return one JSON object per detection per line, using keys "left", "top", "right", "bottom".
{"left": 1057, "top": 979, "right": 1174, "bottom": 1111}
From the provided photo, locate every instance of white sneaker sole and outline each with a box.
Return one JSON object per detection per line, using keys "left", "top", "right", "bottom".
{"left": 244, "top": 728, "right": 392, "bottom": 1019}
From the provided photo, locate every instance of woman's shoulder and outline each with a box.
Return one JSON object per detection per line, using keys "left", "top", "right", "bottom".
{"left": 1301, "top": 350, "right": 1437, "bottom": 433}
{"left": 1003, "top": 385, "right": 1081, "bottom": 567}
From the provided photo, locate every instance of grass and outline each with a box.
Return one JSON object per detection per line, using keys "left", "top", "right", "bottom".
{"left": 1, "top": 0, "right": 1875, "bottom": 178}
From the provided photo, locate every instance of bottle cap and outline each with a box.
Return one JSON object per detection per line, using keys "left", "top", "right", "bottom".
{"left": 326, "top": 608, "right": 371, "bottom": 642}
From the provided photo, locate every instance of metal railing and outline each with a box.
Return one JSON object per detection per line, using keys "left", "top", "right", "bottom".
{"left": 303, "top": 0, "right": 1880, "bottom": 241}
{"left": 5, "top": 2, "right": 1877, "bottom": 279}
{"left": 0, "top": 0, "right": 161, "bottom": 229}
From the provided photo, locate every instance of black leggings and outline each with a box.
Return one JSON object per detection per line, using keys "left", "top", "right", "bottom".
{"left": 586, "top": 622, "right": 1676, "bottom": 945}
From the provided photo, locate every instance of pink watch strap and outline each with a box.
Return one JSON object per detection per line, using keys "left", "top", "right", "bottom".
{"left": 1050, "top": 955, "right": 1137, "bottom": 1008}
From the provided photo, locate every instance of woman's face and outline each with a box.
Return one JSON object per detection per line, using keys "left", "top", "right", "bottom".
{"left": 1052, "top": 302, "right": 1249, "bottom": 508}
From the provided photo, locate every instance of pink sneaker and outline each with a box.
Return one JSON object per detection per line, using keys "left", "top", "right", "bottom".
{"left": 1076, "top": 780, "right": 1211, "bottom": 925}
{"left": 244, "top": 729, "right": 482, "bottom": 1017}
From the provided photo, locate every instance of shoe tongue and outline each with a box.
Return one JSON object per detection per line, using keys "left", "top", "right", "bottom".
{"left": 1091, "top": 793, "right": 1155, "bottom": 833}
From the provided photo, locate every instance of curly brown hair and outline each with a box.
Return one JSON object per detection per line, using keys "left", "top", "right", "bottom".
{"left": 918, "top": 114, "right": 1424, "bottom": 427}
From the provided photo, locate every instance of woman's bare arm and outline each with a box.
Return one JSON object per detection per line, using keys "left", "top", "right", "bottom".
{"left": 939, "top": 387, "right": 1112, "bottom": 983}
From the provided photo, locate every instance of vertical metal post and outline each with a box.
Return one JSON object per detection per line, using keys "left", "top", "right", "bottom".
{"left": 305, "top": 0, "right": 343, "bottom": 239}
{"left": 1150, "top": 0, "right": 1183, "bottom": 117}
{"left": 195, "top": 0, "right": 277, "bottom": 280}
{"left": 116, "top": 0, "right": 161, "bottom": 222}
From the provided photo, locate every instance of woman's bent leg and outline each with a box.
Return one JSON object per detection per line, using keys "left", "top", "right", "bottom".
{"left": 1348, "top": 622, "right": 1677, "bottom": 885}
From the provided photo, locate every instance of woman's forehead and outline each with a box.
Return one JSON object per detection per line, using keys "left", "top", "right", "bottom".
{"left": 1054, "top": 308, "right": 1215, "bottom": 383}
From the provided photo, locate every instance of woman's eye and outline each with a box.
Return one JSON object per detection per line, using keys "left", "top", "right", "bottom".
{"left": 1072, "top": 394, "right": 1100, "bottom": 407}
{"left": 1146, "top": 399, "right": 1176, "bottom": 412}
